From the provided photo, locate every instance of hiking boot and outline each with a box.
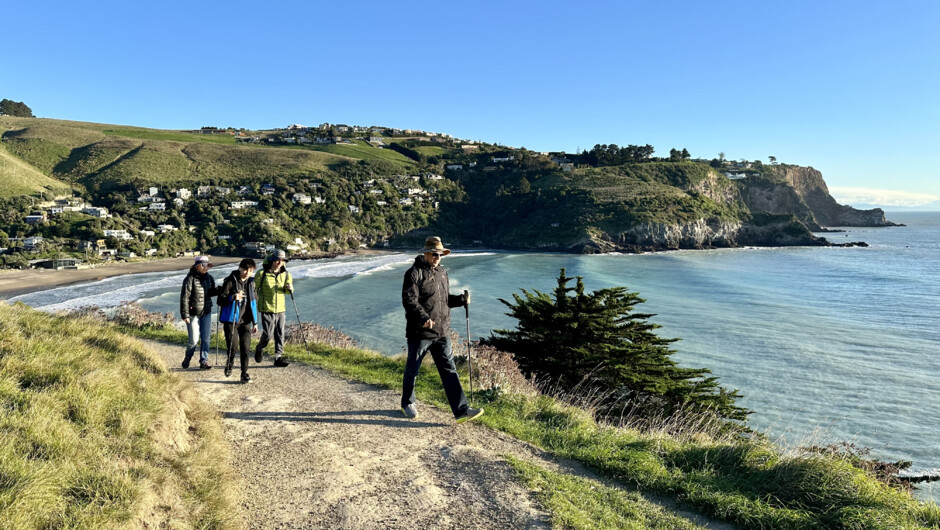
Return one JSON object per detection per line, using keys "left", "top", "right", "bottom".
{"left": 181, "top": 358, "right": 191, "bottom": 369}
{"left": 273, "top": 357, "right": 290, "bottom": 367}
{"left": 254, "top": 347, "right": 263, "bottom": 363}
{"left": 224, "top": 364, "right": 232, "bottom": 377}
{"left": 456, "top": 408, "right": 484, "bottom": 424}
{"left": 401, "top": 404, "right": 418, "bottom": 419}
{"left": 241, "top": 373, "right": 252, "bottom": 384}
{"left": 199, "top": 362, "right": 212, "bottom": 370}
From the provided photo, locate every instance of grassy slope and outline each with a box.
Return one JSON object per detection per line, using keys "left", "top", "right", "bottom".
{"left": 0, "top": 143, "right": 72, "bottom": 198}
{"left": 1, "top": 117, "right": 355, "bottom": 191}
{"left": 133, "top": 326, "right": 940, "bottom": 530}
{"left": 305, "top": 139, "right": 416, "bottom": 168}
{"left": 0, "top": 304, "right": 237, "bottom": 530}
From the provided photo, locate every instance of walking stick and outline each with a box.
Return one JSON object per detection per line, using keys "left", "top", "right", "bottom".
{"left": 289, "top": 291, "right": 311, "bottom": 353}
{"left": 464, "top": 289, "right": 473, "bottom": 405}
{"left": 214, "top": 306, "right": 221, "bottom": 366}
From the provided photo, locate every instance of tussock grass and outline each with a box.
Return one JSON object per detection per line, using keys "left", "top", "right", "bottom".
{"left": 0, "top": 303, "right": 239, "bottom": 530}
{"left": 131, "top": 325, "right": 940, "bottom": 529}
{"left": 505, "top": 455, "right": 705, "bottom": 529}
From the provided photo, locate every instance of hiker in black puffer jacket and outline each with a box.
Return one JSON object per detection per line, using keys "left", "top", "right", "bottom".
{"left": 217, "top": 258, "right": 258, "bottom": 383}
{"left": 180, "top": 255, "right": 220, "bottom": 370}
{"left": 400, "top": 236, "right": 484, "bottom": 425}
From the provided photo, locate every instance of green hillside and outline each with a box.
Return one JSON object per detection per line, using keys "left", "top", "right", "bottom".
{"left": 0, "top": 142, "right": 72, "bottom": 198}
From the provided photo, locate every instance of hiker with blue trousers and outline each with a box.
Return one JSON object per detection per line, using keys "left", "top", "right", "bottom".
{"left": 254, "top": 249, "right": 293, "bottom": 367}
{"left": 400, "top": 236, "right": 484, "bottom": 424}
{"left": 217, "top": 258, "right": 258, "bottom": 383}
{"left": 180, "top": 255, "right": 220, "bottom": 370}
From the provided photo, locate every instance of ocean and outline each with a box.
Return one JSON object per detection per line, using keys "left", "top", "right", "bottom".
{"left": 12, "top": 211, "right": 939, "bottom": 501}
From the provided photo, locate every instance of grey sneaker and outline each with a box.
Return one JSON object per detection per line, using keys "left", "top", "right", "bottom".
{"left": 456, "top": 408, "right": 484, "bottom": 424}
{"left": 401, "top": 404, "right": 418, "bottom": 419}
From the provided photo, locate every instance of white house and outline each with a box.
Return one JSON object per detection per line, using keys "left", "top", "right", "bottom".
{"left": 82, "top": 207, "right": 110, "bottom": 218}
{"left": 399, "top": 198, "right": 413, "bottom": 206}
{"left": 231, "top": 201, "right": 259, "bottom": 210}
{"left": 149, "top": 202, "right": 166, "bottom": 211}
{"left": 261, "top": 185, "right": 276, "bottom": 196}
{"left": 176, "top": 188, "right": 192, "bottom": 200}
{"left": 197, "top": 186, "right": 212, "bottom": 198}
{"left": 103, "top": 229, "right": 132, "bottom": 240}
{"left": 293, "top": 193, "right": 312, "bottom": 205}
{"left": 348, "top": 205, "right": 360, "bottom": 214}
{"left": 24, "top": 236, "right": 44, "bottom": 249}
{"left": 156, "top": 224, "right": 178, "bottom": 233}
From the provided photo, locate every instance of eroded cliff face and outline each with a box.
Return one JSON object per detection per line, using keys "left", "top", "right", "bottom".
{"left": 741, "top": 165, "right": 894, "bottom": 227}
{"left": 568, "top": 216, "right": 826, "bottom": 253}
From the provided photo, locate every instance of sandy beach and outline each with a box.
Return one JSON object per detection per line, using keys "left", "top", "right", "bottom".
{"left": 0, "top": 250, "right": 395, "bottom": 300}
{"left": 0, "top": 256, "right": 242, "bottom": 299}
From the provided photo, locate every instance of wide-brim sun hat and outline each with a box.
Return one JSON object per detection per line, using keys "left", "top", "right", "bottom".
{"left": 194, "top": 255, "right": 214, "bottom": 267}
{"left": 421, "top": 236, "right": 450, "bottom": 256}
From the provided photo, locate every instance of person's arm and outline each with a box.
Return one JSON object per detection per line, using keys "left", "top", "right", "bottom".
{"left": 284, "top": 271, "right": 293, "bottom": 294}
{"left": 180, "top": 276, "right": 192, "bottom": 320}
{"left": 216, "top": 277, "right": 234, "bottom": 306}
{"left": 402, "top": 269, "right": 431, "bottom": 326}
{"left": 207, "top": 274, "right": 221, "bottom": 297}
{"left": 448, "top": 290, "right": 469, "bottom": 308}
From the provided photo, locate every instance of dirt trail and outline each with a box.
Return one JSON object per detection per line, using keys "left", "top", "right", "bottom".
{"left": 144, "top": 339, "right": 736, "bottom": 529}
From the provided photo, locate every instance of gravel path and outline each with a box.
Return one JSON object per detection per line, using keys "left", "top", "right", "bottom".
{"left": 144, "top": 339, "right": 737, "bottom": 530}
{"left": 146, "top": 340, "right": 550, "bottom": 529}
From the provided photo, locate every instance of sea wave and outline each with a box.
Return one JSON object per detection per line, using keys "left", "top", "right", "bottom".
{"left": 12, "top": 271, "right": 186, "bottom": 312}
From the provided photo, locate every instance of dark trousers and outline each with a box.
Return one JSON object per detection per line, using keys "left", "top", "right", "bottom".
{"left": 224, "top": 321, "right": 252, "bottom": 375}
{"left": 256, "top": 312, "right": 286, "bottom": 356}
{"left": 401, "top": 335, "right": 469, "bottom": 418}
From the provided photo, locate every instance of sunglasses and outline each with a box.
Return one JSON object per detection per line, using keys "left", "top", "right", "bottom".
{"left": 429, "top": 252, "right": 443, "bottom": 257}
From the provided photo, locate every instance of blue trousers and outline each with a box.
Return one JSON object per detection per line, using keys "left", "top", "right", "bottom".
{"left": 184, "top": 312, "right": 213, "bottom": 364}
{"left": 401, "top": 335, "right": 469, "bottom": 418}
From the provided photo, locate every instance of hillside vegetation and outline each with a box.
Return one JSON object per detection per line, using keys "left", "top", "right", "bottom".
{"left": 0, "top": 115, "right": 886, "bottom": 264}
{"left": 0, "top": 303, "right": 236, "bottom": 529}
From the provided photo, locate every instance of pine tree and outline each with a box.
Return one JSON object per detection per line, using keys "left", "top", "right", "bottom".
{"left": 484, "top": 268, "right": 750, "bottom": 422}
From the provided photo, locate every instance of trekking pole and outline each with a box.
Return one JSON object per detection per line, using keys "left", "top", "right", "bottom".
{"left": 464, "top": 289, "right": 473, "bottom": 405}
{"left": 289, "top": 291, "right": 311, "bottom": 353}
{"left": 214, "top": 307, "right": 221, "bottom": 366}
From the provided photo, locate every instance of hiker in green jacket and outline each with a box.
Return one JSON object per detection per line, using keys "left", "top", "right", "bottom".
{"left": 253, "top": 249, "right": 293, "bottom": 367}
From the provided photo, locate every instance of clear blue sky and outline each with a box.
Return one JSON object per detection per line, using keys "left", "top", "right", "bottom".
{"left": 3, "top": 1, "right": 938, "bottom": 208}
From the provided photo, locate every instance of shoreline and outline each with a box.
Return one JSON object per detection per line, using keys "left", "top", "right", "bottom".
{"left": 0, "top": 250, "right": 390, "bottom": 300}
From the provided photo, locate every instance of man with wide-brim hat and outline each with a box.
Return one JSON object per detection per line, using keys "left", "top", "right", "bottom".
{"left": 400, "top": 236, "right": 483, "bottom": 424}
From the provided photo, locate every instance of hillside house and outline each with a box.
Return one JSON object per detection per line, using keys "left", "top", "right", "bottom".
{"left": 149, "top": 202, "right": 166, "bottom": 211}
{"left": 446, "top": 164, "right": 463, "bottom": 170}
{"left": 103, "top": 229, "right": 132, "bottom": 240}
{"left": 261, "top": 185, "right": 276, "bottom": 196}
{"left": 197, "top": 186, "right": 212, "bottom": 198}
{"left": 214, "top": 187, "right": 232, "bottom": 196}
{"left": 82, "top": 207, "right": 110, "bottom": 218}
{"left": 427, "top": 173, "right": 444, "bottom": 180}
{"left": 237, "top": 186, "right": 252, "bottom": 196}
{"left": 492, "top": 156, "right": 515, "bottom": 163}
{"left": 23, "top": 237, "right": 43, "bottom": 249}
{"left": 176, "top": 188, "right": 192, "bottom": 200}
{"left": 25, "top": 214, "right": 47, "bottom": 225}
{"left": 156, "top": 224, "right": 178, "bottom": 233}
{"left": 376, "top": 200, "right": 387, "bottom": 206}
{"left": 348, "top": 205, "right": 360, "bottom": 214}
{"left": 173, "top": 198, "right": 184, "bottom": 207}
{"left": 293, "top": 193, "right": 312, "bottom": 205}
{"left": 399, "top": 198, "right": 413, "bottom": 206}
{"left": 231, "top": 201, "right": 258, "bottom": 210}
{"left": 140, "top": 230, "right": 155, "bottom": 237}
{"left": 368, "top": 189, "right": 383, "bottom": 195}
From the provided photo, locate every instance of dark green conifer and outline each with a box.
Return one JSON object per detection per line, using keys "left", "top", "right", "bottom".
{"left": 484, "top": 268, "right": 750, "bottom": 422}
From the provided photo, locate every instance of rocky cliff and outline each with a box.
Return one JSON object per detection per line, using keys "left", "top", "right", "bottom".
{"left": 740, "top": 165, "right": 895, "bottom": 227}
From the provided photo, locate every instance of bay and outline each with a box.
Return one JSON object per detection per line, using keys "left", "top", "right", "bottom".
{"left": 13, "top": 212, "right": 939, "bottom": 501}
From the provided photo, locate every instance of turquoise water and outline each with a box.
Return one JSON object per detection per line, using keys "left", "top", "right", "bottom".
{"left": 13, "top": 212, "right": 939, "bottom": 500}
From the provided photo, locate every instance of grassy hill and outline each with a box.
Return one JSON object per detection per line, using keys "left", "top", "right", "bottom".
{"left": 0, "top": 143, "right": 72, "bottom": 198}
{"left": 0, "top": 303, "right": 236, "bottom": 529}
{"left": 0, "top": 117, "right": 408, "bottom": 192}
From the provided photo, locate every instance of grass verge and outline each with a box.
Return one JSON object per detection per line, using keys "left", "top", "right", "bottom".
{"left": 505, "top": 455, "right": 705, "bottom": 529}
{"left": 128, "top": 326, "right": 940, "bottom": 530}
{"left": 0, "top": 303, "right": 239, "bottom": 530}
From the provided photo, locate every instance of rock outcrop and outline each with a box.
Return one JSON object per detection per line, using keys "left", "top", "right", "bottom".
{"left": 740, "top": 165, "right": 896, "bottom": 227}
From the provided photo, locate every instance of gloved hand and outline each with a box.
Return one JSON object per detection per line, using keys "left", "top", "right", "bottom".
{"left": 462, "top": 291, "right": 471, "bottom": 306}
